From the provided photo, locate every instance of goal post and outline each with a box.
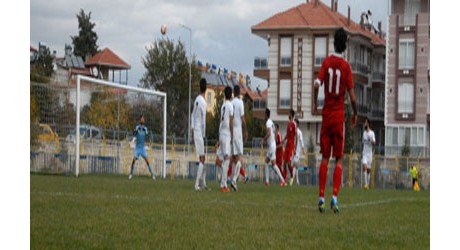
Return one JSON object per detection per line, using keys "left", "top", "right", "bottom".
{"left": 76, "top": 75, "right": 167, "bottom": 178}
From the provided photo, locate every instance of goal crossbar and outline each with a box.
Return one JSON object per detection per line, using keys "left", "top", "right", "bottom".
{"left": 76, "top": 75, "right": 167, "bottom": 178}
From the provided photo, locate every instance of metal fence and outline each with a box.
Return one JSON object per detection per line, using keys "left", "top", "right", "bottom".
{"left": 30, "top": 137, "right": 430, "bottom": 191}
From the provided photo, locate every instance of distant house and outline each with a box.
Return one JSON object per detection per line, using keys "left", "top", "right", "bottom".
{"left": 85, "top": 48, "right": 131, "bottom": 85}
{"left": 200, "top": 69, "right": 266, "bottom": 119}
{"left": 52, "top": 44, "right": 91, "bottom": 85}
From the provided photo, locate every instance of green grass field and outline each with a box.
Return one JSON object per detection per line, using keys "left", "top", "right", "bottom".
{"left": 30, "top": 174, "right": 429, "bottom": 249}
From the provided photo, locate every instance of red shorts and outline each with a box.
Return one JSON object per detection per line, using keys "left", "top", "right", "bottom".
{"left": 320, "top": 121, "right": 345, "bottom": 159}
{"left": 283, "top": 144, "right": 294, "bottom": 163}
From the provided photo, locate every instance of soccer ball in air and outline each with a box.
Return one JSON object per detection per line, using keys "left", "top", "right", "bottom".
{"left": 161, "top": 24, "right": 167, "bottom": 35}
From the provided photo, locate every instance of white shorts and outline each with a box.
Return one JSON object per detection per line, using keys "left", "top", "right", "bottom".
{"left": 219, "top": 134, "right": 231, "bottom": 158}
{"left": 217, "top": 145, "right": 224, "bottom": 161}
{"left": 232, "top": 134, "right": 243, "bottom": 155}
{"left": 265, "top": 146, "right": 276, "bottom": 161}
{"left": 292, "top": 154, "right": 300, "bottom": 164}
{"left": 194, "top": 133, "right": 205, "bottom": 157}
{"left": 362, "top": 154, "right": 372, "bottom": 168}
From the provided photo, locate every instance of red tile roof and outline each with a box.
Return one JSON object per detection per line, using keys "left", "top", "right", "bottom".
{"left": 30, "top": 46, "right": 37, "bottom": 52}
{"left": 252, "top": 0, "right": 385, "bottom": 47}
{"left": 85, "top": 48, "right": 131, "bottom": 69}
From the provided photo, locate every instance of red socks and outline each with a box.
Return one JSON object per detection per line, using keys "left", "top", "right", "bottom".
{"left": 319, "top": 161, "right": 343, "bottom": 197}
{"left": 319, "top": 160, "right": 328, "bottom": 198}
{"left": 333, "top": 163, "right": 343, "bottom": 196}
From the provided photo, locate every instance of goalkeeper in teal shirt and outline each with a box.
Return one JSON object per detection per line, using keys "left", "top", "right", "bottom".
{"left": 129, "top": 114, "right": 155, "bottom": 180}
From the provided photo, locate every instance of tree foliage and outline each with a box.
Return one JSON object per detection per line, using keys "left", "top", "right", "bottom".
{"left": 71, "top": 9, "right": 99, "bottom": 59}
{"left": 344, "top": 94, "right": 355, "bottom": 154}
{"left": 129, "top": 94, "right": 163, "bottom": 136}
{"left": 30, "top": 46, "right": 54, "bottom": 82}
{"left": 141, "top": 38, "right": 200, "bottom": 137}
{"left": 80, "top": 90, "right": 130, "bottom": 131}
{"left": 205, "top": 89, "right": 224, "bottom": 140}
{"left": 244, "top": 101, "right": 264, "bottom": 140}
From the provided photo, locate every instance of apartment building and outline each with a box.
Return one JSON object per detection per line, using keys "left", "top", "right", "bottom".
{"left": 385, "top": 0, "right": 430, "bottom": 156}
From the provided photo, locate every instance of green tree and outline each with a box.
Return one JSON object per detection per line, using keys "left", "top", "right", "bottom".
{"left": 344, "top": 94, "right": 355, "bottom": 154}
{"left": 244, "top": 101, "right": 264, "bottom": 140}
{"left": 30, "top": 45, "right": 54, "bottom": 82}
{"left": 30, "top": 87, "right": 40, "bottom": 148}
{"left": 206, "top": 89, "right": 224, "bottom": 140}
{"left": 71, "top": 9, "right": 99, "bottom": 59}
{"left": 129, "top": 94, "right": 163, "bottom": 137}
{"left": 141, "top": 38, "right": 201, "bottom": 137}
{"left": 80, "top": 90, "right": 131, "bottom": 132}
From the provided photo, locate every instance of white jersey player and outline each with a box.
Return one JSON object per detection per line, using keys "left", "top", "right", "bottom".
{"left": 259, "top": 108, "right": 286, "bottom": 186}
{"left": 192, "top": 79, "right": 209, "bottom": 191}
{"left": 230, "top": 85, "right": 248, "bottom": 191}
{"left": 219, "top": 86, "right": 234, "bottom": 192}
{"left": 362, "top": 118, "right": 376, "bottom": 190}
{"left": 291, "top": 119, "right": 305, "bottom": 186}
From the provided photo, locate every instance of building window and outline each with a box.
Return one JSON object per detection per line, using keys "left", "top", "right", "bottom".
{"left": 418, "top": 127, "right": 424, "bottom": 145}
{"left": 207, "top": 92, "right": 212, "bottom": 105}
{"left": 314, "top": 37, "right": 327, "bottom": 66}
{"left": 280, "top": 37, "right": 292, "bottom": 66}
{"left": 398, "top": 82, "right": 414, "bottom": 114}
{"left": 399, "top": 39, "right": 415, "bottom": 69}
{"left": 386, "top": 127, "right": 398, "bottom": 146}
{"left": 279, "top": 79, "right": 291, "bottom": 108}
{"left": 386, "top": 126, "right": 426, "bottom": 146}
{"left": 404, "top": 0, "right": 421, "bottom": 26}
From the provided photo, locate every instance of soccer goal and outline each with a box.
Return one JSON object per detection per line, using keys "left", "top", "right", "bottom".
{"left": 73, "top": 75, "right": 167, "bottom": 178}
{"left": 30, "top": 76, "right": 167, "bottom": 177}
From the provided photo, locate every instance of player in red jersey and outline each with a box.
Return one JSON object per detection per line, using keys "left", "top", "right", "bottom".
{"left": 314, "top": 28, "right": 357, "bottom": 213}
{"left": 282, "top": 109, "right": 296, "bottom": 182}
{"left": 275, "top": 123, "right": 284, "bottom": 185}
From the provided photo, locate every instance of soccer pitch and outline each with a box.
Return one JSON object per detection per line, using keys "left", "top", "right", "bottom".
{"left": 31, "top": 174, "right": 429, "bottom": 249}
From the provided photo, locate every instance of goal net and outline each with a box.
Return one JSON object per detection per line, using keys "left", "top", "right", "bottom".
{"left": 30, "top": 75, "right": 167, "bottom": 178}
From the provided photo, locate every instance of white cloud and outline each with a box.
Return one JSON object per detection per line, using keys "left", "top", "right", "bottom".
{"left": 31, "top": 0, "right": 388, "bottom": 89}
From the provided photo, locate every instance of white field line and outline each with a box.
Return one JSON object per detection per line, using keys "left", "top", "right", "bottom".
{"left": 31, "top": 191, "right": 428, "bottom": 210}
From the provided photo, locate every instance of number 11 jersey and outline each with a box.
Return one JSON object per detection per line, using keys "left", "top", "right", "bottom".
{"left": 315, "top": 53, "right": 354, "bottom": 125}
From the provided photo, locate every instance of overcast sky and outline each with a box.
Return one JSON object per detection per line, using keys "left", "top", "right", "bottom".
{"left": 30, "top": 0, "right": 389, "bottom": 90}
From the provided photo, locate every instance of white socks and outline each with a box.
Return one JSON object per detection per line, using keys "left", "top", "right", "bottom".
{"left": 232, "top": 161, "right": 241, "bottom": 183}
{"left": 265, "top": 163, "right": 285, "bottom": 183}
{"left": 202, "top": 165, "right": 207, "bottom": 187}
{"left": 364, "top": 171, "right": 371, "bottom": 186}
{"left": 295, "top": 168, "right": 299, "bottom": 184}
{"left": 272, "top": 164, "right": 284, "bottom": 182}
{"left": 195, "top": 162, "right": 204, "bottom": 189}
{"left": 217, "top": 166, "right": 222, "bottom": 183}
{"left": 264, "top": 163, "right": 269, "bottom": 183}
{"left": 221, "top": 159, "right": 229, "bottom": 188}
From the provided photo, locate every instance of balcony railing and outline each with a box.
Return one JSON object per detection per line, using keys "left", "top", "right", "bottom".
{"left": 372, "top": 72, "right": 385, "bottom": 82}
{"left": 254, "top": 57, "right": 268, "bottom": 69}
{"left": 350, "top": 62, "right": 370, "bottom": 75}
{"left": 358, "top": 104, "right": 369, "bottom": 115}
{"left": 371, "top": 109, "right": 384, "bottom": 119}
